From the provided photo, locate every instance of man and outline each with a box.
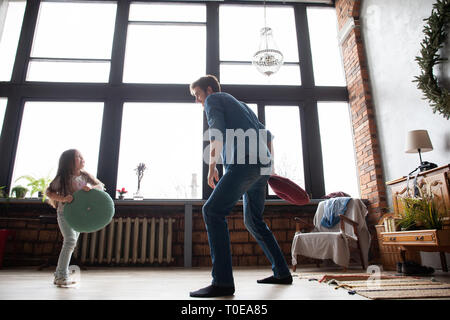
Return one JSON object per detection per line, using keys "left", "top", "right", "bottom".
{"left": 189, "top": 75, "right": 292, "bottom": 298}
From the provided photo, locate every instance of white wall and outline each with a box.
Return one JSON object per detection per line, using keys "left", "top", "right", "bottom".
{"left": 360, "top": 0, "right": 450, "bottom": 269}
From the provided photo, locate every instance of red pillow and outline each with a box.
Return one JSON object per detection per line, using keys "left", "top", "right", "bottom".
{"left": 268, "top": 174, "right": 310, "bottom": 205}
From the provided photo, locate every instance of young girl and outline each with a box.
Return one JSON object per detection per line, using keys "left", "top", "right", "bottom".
{"left": 46, "top": 149, "right": 104, "bottom": 286}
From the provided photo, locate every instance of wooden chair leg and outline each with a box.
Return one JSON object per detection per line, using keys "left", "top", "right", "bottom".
{"left": 357, "top": 240, "right": 366, "bottom": 270}
{"left": 292, "top": 254, "right": 297, "bottom": 272}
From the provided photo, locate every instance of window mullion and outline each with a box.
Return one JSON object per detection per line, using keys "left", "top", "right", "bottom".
{"left": 97, "top": 99, "right": 124, "bottom": 199}
{"left": 0, "top": 96, "right": 24, "bottom": 192}
{"left": 203, "top": 1, "right": 220, "bottom": 200}
{"left": 109, "top": 0, "right": 130, "bottom": 85}
{"left": 300, "top": 101, "right": 325, "bottom": 198}
{"left": 97, "top": 0, "right": 130, "bottom": 198}
{"left": 294, "top": 4, "right": 315, "bottom": 89}
{"left": 11, "top": 0, "right": 40, "bottom": 84}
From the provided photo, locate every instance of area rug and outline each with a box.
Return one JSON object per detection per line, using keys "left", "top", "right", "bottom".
{"left": 296, "top": 272, "right": 411, "bottom": 282}
{"left": 295, "top": 272, "right": 450, "bottom": 299}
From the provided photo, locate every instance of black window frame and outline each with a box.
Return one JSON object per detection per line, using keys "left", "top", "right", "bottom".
{"left": 0, "top": 0, "right": 347, "bottom": 200}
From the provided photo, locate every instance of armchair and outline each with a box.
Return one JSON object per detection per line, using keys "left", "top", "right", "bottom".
{"left": 291, "top": 198, "right": 370, "bottom": 272}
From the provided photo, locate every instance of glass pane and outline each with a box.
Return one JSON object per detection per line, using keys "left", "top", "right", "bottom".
{"left": 220, "top": 64, "right": 301, "bottom": 85}
{"left": 220, "top": 5, "right": 299, "bottom": 62}
{"left": 307, "top": 7, "right": 346, "bottom": 86}
{"left": 12, "top": 102, "right": 104, "bottom": 197}
{"left": 31, "top": 1, "right": 117, "bottom": 59}
{"left": 117, "top": 103, "right": 203, "bottom": 199}
{"left": 129, "top": 3, "right": 205, "bottom": 22}
{"left": 26, "top": 60, "right": 110, "bottom": 83}
{"left": 265, "top": 106, "right": 304, "bottom": 194}
{"left": 247, "top": 103, "right": 258, "bottom": 118}
{"left": 0, "top": 98, "right": 7, "bottom": 134}
{"left": 318, "top": 102, "right": 359, "bottom": 197}
{"left": 0, "top": 1, "right": 26, "bottom": 81}
{"left": 123, "top": 25, "right": 205, "bottom": 84}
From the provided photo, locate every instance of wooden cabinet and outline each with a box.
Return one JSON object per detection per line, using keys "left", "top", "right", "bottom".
{"left": 377, "top": 164, "right": 450, "bottom": 271}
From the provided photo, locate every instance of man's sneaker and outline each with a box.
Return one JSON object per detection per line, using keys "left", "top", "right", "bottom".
{"left": 54, "top": 277, "right": 77, "bottom": 287}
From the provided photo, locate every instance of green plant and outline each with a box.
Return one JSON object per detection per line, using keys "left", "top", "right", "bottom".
{"left": 415, "top": 195, "right": 443, "bottom": 230}
{"left": 399, "top": 187, "right": 443, "bottom": 231}
{"left": 0, "top": 186, "right": 7, "bottom": 198}
{"left": 15, "top": 175, "right": 51, "bottom": 201}
{"left": 11, "top": 185, "right": 28, "bottom": 199}
{"left": 398, "top": 197, "right": 421, "bottom": 230}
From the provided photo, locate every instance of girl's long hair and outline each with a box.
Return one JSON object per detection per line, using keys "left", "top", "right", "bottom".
{"left": 46, "top": 149, "right": 101, "bottom": 209}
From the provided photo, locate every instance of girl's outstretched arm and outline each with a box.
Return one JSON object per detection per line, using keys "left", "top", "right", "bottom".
{"left": 45, "top": 189, "right": 73, "bottom": 203}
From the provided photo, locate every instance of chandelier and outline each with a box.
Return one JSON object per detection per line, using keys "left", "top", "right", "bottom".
{"left": 252, "top": 1, "right": 284, "bottom": 77}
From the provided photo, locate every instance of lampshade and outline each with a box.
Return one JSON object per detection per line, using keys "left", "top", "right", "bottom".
{"left": 405, "top": 130, "right": 433, "bottom": 153}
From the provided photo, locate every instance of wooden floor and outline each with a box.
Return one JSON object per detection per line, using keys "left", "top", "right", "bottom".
{"left": 0, "top": 265, "right": 449, "bottom": 300}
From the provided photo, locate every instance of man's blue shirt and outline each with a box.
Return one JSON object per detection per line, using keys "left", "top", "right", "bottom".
{"left": 204, "top": 92, "right": 272, "bottom": 168}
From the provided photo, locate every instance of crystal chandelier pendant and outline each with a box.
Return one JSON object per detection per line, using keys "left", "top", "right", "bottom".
{"left": 252, "top": 27, "right": 284, "bottom": 76}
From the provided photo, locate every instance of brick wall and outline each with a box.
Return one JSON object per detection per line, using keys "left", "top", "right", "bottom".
{"left": 0, "top": 201, "right": 321, "bottom": 268}
{"left": 335, "top": 1, "right": 388, "bottom": 219}
{"left": 335, "top": 0, "right": 388, "bottom": 261}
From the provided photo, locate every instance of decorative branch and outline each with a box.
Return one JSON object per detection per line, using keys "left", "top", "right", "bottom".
{"left": 135, "top": 163, "right": 147, "bottom": 191}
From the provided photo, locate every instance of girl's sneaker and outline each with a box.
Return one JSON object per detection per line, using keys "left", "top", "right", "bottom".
{"left": 54, "top": 277, "right": 77, "bottom": 287}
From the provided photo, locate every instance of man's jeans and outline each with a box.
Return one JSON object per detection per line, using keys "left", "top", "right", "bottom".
{"left": 55, "top": 211, "right": 79, "bottom": 279}
{"left": 202, "top": 164, "right": 291, "bottom": 287}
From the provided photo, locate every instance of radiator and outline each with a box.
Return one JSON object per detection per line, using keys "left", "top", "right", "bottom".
{"left": 73, "top": 217, "right": 175, "bottom": 265}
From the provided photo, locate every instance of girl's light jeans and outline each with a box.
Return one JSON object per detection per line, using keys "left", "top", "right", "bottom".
{"left": 55, "top": 210, "right": 79, "bottom": 279}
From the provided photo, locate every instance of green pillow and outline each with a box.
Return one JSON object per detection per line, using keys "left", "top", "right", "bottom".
{"left": 63, "top": 189, "right": 115, "bottom": 233}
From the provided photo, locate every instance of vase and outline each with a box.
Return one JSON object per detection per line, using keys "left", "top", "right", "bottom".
{"left": 118, "top": 195, "right": 125, "bottom": 200}
{"left": 133, "top": 189, "right": 143, "bottom": 201}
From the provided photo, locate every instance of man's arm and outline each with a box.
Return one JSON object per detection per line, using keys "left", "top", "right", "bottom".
{"left": 208, "top": 139, "right": 223, "bottom": 189}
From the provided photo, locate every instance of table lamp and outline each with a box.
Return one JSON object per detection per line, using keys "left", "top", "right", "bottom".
{"left": 405, "top": 129, "right": 437, "bottom": 172}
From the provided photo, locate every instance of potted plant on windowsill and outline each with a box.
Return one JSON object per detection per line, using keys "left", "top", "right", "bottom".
{"left": 117, "top": 187, "right": 128, "bottom": 200}
{"left": 11, "top": 186, "right": 28, "bottom": 199}
{"left": 15, "top": 175, "right": 51, "bottom": 202}
{"left": 0, "top": 186, "right": 7, "bottom": 198}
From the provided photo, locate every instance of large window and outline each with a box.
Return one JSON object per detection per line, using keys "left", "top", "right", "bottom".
{"left": 307, "top": 7, "right": 346, "bottom": 86}
{"left": 318, "top": 102, "right": 359, "bottom": 197}
{"left": 11, "top": 102, "right": 103, "bottom": 197}
{"left": 117, "top": 103, "right": 203, "bottom": 199}
{"left": 265, "top": 106, "right": 304, "bottom": 193}
{"left": 219, "top": 5, "right": 300, "bottom": 85}
{"left": 0, "top": 1, "right": 352, "bottom": 201}
{"left": 27, "top": 1, "right": 117, "bottom": 82}
{"left": 0, "top": 0, "right": 26, "bottom": 81}
{"left": 123, "top": 3, "right": 206, "bottom": 84}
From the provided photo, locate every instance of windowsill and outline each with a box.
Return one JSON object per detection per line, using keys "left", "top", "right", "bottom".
{"left": 0, "top": 198, "right": 323, "bottom": 206}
